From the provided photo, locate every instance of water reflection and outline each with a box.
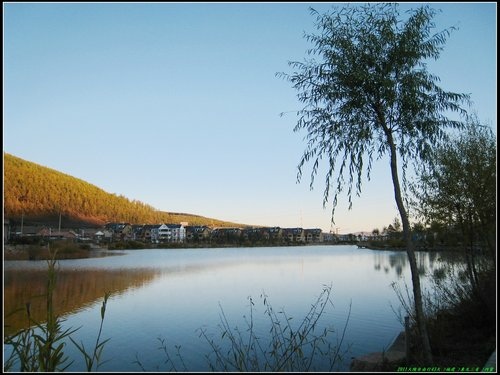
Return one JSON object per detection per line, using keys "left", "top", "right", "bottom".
{"left": 372, "top": 250, "right": 464, "bottom": 278}
{"left": 4, "top": 267, "right": 162, "bottom": 336}
{"left": 3, "top": 246, "right": 470, "bottom": 372}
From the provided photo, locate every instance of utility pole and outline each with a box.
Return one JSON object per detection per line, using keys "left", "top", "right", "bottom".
{"left": 19, "top": 194, "right": 28, "bottom": 237}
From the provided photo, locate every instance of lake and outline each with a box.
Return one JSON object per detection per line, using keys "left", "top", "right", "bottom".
{"left": 4, "top": 245, "right": 450, "bottom": 371}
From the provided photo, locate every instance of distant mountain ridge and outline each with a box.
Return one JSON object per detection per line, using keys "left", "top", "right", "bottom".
{"left": 3, "top": 153, "right": 244, "bottom": 228}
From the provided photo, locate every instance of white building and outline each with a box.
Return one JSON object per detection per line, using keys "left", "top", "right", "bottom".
{"left": 158, "top": 224, "right": 186, "bottom": 243}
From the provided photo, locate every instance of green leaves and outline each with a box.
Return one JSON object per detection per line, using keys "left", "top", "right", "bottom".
{"left": 278, "top": 3, "right": 470, "bottom": 224}
{"left": 411, "top": 118, "right": 496, "bottom": 257}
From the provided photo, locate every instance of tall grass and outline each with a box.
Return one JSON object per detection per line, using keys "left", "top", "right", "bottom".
{"left": 133, "top": 337, "right": 188, "bottom": 372}
{"left": 3, "top": 247, "right": 110, "bottom": 372}
{"left": 70, "top": 292, "right": 111, "bottom": 371}
{"left": 198, "top": 284, "right": 351, "bottom": 372}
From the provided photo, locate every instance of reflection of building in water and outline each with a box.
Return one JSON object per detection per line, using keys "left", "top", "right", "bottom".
{"left": 4, "top": 268, "right": 161, "bottom": 336}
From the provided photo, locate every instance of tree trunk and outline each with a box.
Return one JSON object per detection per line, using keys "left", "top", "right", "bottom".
{"left": 385, "top": 132, "right": 433, "bottom": 365}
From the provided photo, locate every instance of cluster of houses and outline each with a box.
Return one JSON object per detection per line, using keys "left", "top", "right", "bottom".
{"left": 93, "top": 223, "right": 339, "bottom": 244}
{"left": 5, "top": 219, "right": 349, "bottom": 245}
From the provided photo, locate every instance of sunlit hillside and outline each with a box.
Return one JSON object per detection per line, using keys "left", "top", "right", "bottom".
{"left": 3, "top": 153, "right": 244, "bottom": 228}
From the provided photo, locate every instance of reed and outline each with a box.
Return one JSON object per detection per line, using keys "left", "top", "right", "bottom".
{"left": 198, "top": 284, "right": 351, "bottom": 372}
{"left": 70, "top": 292, "right": 111, "bottom": 371}
{"left": 3, "top": 246, "right": 110, "bottom": 372}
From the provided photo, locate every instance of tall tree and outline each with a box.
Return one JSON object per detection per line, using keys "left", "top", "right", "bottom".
{"left": 277, "top": 3, "right": 470, "bottom": 364}
{"left": 411, "top": 118, "right": 496, "bottom": 292}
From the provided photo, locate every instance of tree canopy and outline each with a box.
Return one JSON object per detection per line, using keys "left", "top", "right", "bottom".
{"left": 411, "top": 118, "right": 496, "bottom": 257}
{"left": 278, "top": 3, "right": 470, "bottom": 222}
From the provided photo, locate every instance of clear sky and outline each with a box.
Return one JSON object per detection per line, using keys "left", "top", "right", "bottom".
{"left": 3, "top": 2, "right": 497, "bottom": 234}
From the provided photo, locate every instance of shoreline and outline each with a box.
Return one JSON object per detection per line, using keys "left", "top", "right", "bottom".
{"left": 357, "top": 244, "right": 464, "bottom": 252}
{"left": 3, "top": 242, "right": 462, "bottom": 261}
{"left": 3, "top": 243, "right": 110, "bottom": 261}
{"left": 3, "top": 242, "right": 326, "bottom": 261}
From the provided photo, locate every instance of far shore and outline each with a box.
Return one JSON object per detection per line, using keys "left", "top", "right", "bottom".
{"left": 3, "top": 241, "right": 461, "bottom": 261}
{"left": 3, "top": 244, "right": 111, "bottom": 261}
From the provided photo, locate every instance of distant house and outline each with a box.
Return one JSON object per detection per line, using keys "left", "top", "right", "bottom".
{"left": 267, "top": 227, "right": 283, "bottom": 241}
{"left": 185, "top": 226, "right": 211, "bottom": 242}
{"left": 78, "top": 228, "right": 100, "bottom": 242}
{"left": 18, "top": 225, "right": 42, "bottom": 238}
{"left": 354, "top": 232, "right": 372, "bottom": 242}
{"left": 172, "top": 224, "right": 186, "bottom": 243}
{"left": 241, "top": 227, "right": 263, "bottom": 242}
{"left": 94, "top": 229, "right": 113, "bottom": 243}
{"left": 304, "top": 229, "right": 323, "bottom": 243}
{"left": 282, "top": 228, "right": 305, "bottom": 243}
{"left": 105, "top": 223, "right": 133, "bottom": 241}
{"left": 211, "top": 227, "right": 242, "bottom": 242}
{"left": 241, "top": 227, "right": 283, "bottom": 243}
{"left": 337, "top": 233, "right": 361, "bottom": 242}
{"left": 137, "top": 224, "right": 161, "bottom": 243}
{"left": 323, "top": 232, "right": 336, "bottom": 243}
{"left": 37, "top": 228, "right": 78, "bottom": 241}
{"left": 131, "top": 225, "right": 144, "bottom": 241}
{"left": 158, "top": 224, "right": 186, "bottom": 243}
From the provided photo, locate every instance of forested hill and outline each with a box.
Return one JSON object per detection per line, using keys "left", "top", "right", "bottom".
{"left": 3, "top": 153, "right": 243, "bottom": 228}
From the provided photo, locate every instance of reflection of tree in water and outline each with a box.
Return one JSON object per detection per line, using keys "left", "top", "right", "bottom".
{"left": 372, "top": 251, "right": 407, "bottom": 277}
{"left": 372, "top": 251, "right": 464, "bottom": 278}
{"left": 4, "top": 268, "right": 161, "bottom": 336}
{"left": 389, "top": 252, "right": 407, "bottom": 277}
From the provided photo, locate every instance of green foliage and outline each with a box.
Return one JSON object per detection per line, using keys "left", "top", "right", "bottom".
{"left": 411, "top": 119, "right": 496, "bottom": 257}
{"left": 277, "top": 3, "right": 470, "bottom": 222}
{"left": 410, "top": 119, "right": 496, "bottom": 310}
{"left": 3, "top": 153, "right": 242, "bottom": 228}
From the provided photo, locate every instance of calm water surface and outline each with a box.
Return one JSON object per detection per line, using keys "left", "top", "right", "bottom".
{"left": 4, "top": 245, "right": 448, "bottom": 371}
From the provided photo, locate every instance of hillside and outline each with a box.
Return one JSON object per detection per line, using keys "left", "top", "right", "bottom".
{"left": 3, "top": 153, "right": 244, "bottom": 228}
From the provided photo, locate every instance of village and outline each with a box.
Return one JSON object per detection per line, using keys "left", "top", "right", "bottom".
{"left": 3, "top": 220, "right": 383, "bottom": 247}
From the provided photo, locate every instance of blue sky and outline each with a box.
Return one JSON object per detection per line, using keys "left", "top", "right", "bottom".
{"left": 3, "top": 2, "right": 497, "bottom": 233}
